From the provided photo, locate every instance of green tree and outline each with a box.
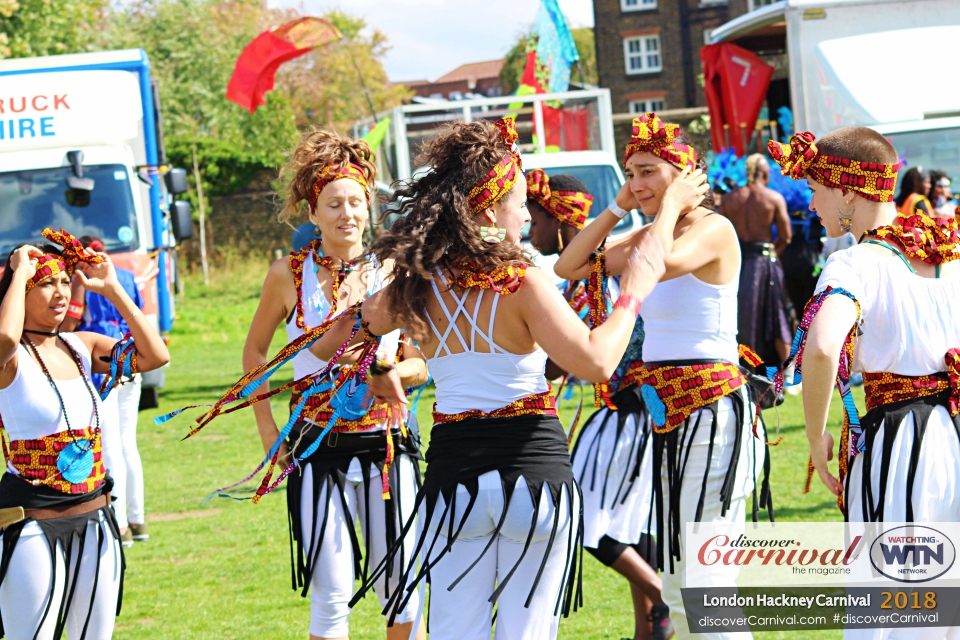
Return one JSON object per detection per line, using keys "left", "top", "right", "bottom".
{"left": 499, "top": 27, "right": 598, "bottom": 95}
{"left": 0, "top": 0, "right": 111, "bottom": 59}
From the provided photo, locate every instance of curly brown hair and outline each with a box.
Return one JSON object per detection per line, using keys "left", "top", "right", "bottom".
{"left": 370, "top": 120, "right": 533, "bottom": 341}
{"left": 278, "top": 128, "right": 378, "bottom": 223}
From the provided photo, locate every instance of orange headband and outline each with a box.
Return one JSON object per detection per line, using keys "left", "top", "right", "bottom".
{"left": 768, "top": 132, "right": 900, "bottom": 203}
{"left": 306, "top": 162, "right": 370, "bottom": 211}
{"left": 623, "top": 112, "right": 697, "bottom": 171}
{"left": 525, "top": 169, "right": 594, "bottom": 230}
{"left": 468, "top": 117, "right": 523, "bottom": 214}
{"left": 26, "top": 228, "right": 103, "bottom": 292}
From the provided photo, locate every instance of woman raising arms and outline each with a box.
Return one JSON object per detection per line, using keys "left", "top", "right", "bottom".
{"left": 0, "top": 230, "right": 169, "bottom": 639}
{"left": 242, "top": 130, "right": 427, "bottom": 640}
{"left": 555, "top": 114, "right": 771, "bottom": 640}
{"left": 308, "top": 118, "right": 665, "bottom": 640}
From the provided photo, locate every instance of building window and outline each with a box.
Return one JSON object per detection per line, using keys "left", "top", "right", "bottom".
{"left": 623, "top": 35, "right": 662, "bottom": 75}
{"left": 700, "top": 0, "right": 727, "bottom": 5}
{"left": 629, "top": 98, "right": 666, "bottom": 114}
{"left": 749, "top": 0, "right": 777, "bottom": 9}
{"left": 621, "top": 0, "right": 657, "bottom": 11}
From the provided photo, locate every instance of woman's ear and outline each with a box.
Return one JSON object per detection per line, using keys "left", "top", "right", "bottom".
{"left": 842, "top": 189, "right": 856, "bottom": 206}
{"left": 477, "top": 207, "right": 497, "bottom": 226}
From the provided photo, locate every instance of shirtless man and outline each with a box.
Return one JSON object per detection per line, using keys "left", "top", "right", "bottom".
{"left": 720, "top": 154, "right": 793, "bottom": 364}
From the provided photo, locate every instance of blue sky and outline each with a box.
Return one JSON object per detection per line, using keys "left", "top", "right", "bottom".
{"left": 271, "top": 0, "right": 595, "bottom": 82}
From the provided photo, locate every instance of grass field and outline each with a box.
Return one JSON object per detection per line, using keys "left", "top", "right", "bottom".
{"left": 114, "top": 259, "right": 851, "bottom": 639}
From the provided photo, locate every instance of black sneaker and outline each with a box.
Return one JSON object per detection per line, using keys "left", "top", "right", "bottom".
{"left": 650, "top": 603, "right": 675, "bottom": 640}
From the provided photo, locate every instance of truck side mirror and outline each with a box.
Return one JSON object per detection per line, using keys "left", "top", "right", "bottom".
{"left": 65, "top": 150, "right": 94, "bottom": 191}
{"left": 170, "top": 200, "right": 193, "bottom": 242}
{"left": 165, "top": 168, "right": 189, "bottom": 195}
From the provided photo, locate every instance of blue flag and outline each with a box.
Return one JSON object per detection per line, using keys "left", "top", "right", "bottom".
{"left": 535, "top": 0, "right": 580, "bottom": 93}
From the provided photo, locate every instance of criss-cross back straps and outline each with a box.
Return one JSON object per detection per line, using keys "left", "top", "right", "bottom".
{"left": 425, "top": 267, "right": 508, "bottom": 357}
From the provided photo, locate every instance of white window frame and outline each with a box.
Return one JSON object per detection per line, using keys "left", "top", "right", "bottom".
{"left": 700, "top": 0, "right": 727, "bottom": 5}
{"left": 749, "top": 0, "right": 777, "bottom": 10}
{"left": 621, "top": 0, "right": 657, "bottom": 12}
{"left": 628, "top": 98, "right": 666, "bottom": 114}
{"left": 623, "top": 35, "right": 663, "bottom": 75}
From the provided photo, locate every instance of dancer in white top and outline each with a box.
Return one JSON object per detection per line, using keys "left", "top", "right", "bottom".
{"left": 0, "top": 229, "right": 169, "bottom": 640}
{"left": 307, "top": 117, "right": 665, "bottom": 640}
{"left": 769, "top": 127, "right": 960, "bottom": 640}
{"left": 242, "top": 129, "right": 427, "bottom": 640}
{"left": 556, "top": 114, "right": 771, "bottom": 640}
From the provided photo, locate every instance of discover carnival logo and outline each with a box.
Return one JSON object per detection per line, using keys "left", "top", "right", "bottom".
{"left": 869, "top": 526, "right": 956, "bottom": 583}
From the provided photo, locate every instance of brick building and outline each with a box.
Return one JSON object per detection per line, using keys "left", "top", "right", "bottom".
{"left": 594, "top": 0, "right": 779, "bottom": 114}
{"left": 402, "top": 59, "right": 506, "bottom": 101}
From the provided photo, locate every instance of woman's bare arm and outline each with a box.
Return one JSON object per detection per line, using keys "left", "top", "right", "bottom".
{"left": 524, "top": 233, "right": 664, "bottom": 381}
{"left": 801, "top": 294, "right": 859, "bottom": 496}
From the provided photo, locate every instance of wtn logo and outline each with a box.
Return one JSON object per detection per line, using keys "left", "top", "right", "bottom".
{"left": 870, "top": 526, "right": 956, "bottom": 583}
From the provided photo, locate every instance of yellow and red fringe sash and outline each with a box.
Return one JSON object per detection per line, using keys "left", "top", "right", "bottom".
{"left": 289, "top": 240, "right": 357, "bottom": 329}
{"left": 861, "top": 210, "right": 960, "bottom": 267}
{"left": 585, "top": 250, "right": 618, "bottom": 409}
{"left": 863, "top": 350, "right": 960, "bottom": 415}
{"left": 453, "top": 260, "right": 527, "bottom": 294}
{"left": 638, "top": 363, "right": 748, "bottom": 434}
{"left": 2, "top": 427, "right": 104, "bottom": 495}
{"left": 433, "top": 390, "right": 557, "bottom": 425}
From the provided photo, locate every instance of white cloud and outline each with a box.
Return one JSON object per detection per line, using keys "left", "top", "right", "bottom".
{"left": 270, "top": 0, "right": 594, "bottom": 81}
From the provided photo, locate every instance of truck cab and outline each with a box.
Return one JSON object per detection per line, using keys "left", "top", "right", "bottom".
{"left": 0, "top": 49, "right": 193, "bottom": 406}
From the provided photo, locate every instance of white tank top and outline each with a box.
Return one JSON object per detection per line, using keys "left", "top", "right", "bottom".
{"left": 0, "top": 333, "right": 102, "bottom": 443}
{"left": 426, "top": 269, "right": 549, "bottom": 414}
{"left": 641, "top": 272, "right": 740, "bottom": 363}
{"left": 284, "top": 250, "right": 401, "bottom": 380}
{"left": 816, "top": 244, "right": 960, "bottom": 375}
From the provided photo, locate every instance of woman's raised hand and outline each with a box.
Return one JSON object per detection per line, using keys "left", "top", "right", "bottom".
{"left": 612, "top": 178, "right": 641, "bottom": 214}
{"left": 660, "top": 166, "right": 709, "bottom": 217}
{"left": 619, "top": 232, "right": 665, "bottom": 301}
{"left": 9, "top": 245, "right": 43, "bottom": 277}
{"left": 74, "top": 252, "right": 120, "bottom": 297}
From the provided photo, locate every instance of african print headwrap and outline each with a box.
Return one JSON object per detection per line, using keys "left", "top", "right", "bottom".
{"left": 525, "top": 168, "right": 594, "bottom": 230}
{"left": 468, "top": 117, "right": 523, "bottom": 214}
{"left": 26, "top": 228, "right": 103, "bottom": 292}
{"left": 768, "top": 132, "right": 899, "bottom": 203}
{"left": 306, "top": 162, "right": 370, "bottom": 211}
{"left": 623, "top": 113, "right": 697, "bottom": 171}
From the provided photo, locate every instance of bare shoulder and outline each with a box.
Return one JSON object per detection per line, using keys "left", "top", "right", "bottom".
{"left": 265, "top": 255, "right": 295, "bottom": 286}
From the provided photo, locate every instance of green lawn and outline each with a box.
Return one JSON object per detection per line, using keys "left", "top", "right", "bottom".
{"left": 116, "top": 259, "right": 849, "bottom": 639}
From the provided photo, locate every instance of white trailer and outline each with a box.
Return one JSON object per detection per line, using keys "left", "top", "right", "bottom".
{"left": 707, "top": 0, "right": 960, "bottom": 180}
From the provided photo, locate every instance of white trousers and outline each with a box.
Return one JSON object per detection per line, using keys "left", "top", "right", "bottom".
{"left": 0, "top": 511, "right": 122, "bottom": 640}
{"left": 424, "top": 471, "right": 578, "bottom": 640}
{"left": 660, "top": 396, "right": 763, "bottom": 640}
{"left": 300, "top": 454, "right": 420, "bottom": 638}
{"left": 99, "top": 377, "right": 144, "bottom": 530}
{"left": 844, "top": 406, "right": 960, "bottom": 640}
{"left": 572, "top": 407, "right": 654, "bottom": 547}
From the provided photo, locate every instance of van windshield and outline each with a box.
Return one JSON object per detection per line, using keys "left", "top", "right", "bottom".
{"left": 0, "top": 164, "right": 140, "bottom": 260}
{"left": 538, "top": 164, "right": 636, "bottom": 233}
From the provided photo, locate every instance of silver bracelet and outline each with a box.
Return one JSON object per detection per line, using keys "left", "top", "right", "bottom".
{"left": 607, "top": 200, "right": 629, "bottom": 219}
{"left": 123, "top": 309, "right": 139, "bottom": 322}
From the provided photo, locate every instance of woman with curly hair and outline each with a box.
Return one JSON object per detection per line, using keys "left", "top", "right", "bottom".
{"left": 242, "top": 129, "right": 428, "bottom": 640}
{"left": 305, "top": 118, "right": 665, "bottom": 640}
{"left": 556, "top": 113, "right": 771, "bottom": 639}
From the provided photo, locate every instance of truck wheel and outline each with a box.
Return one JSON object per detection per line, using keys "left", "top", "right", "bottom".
{"left": 139, "top": 386, "right": 160, "bottom": 411}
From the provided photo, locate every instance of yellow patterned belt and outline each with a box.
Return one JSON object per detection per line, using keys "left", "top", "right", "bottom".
{"left": 432, "top": 390, "right": 558, "bottom": 425}
{"left": 863, "top": 351, "right": 960, "bottom": 416}
{"left": 4, "top": 427, "right": 105, "bottom": 494}
{"left": 638, "top": 362, "right": 747, "bottom": 434}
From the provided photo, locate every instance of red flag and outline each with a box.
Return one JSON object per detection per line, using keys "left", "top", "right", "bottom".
{"left": 226, "top": 17, "right": 341, "bottom": 113}
{"left": 700, "top": 43, "right": 774, "bottom": 155}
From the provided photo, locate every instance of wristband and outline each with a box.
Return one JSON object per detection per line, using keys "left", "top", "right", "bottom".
{"left": 65, "top": 309, "right": 83, "bottom": 321}
{"left": 607, "top": 199, "right": 629, "bottom": 219}
{"left": 123, "top": 309, "right": 139, "bottom": 322}
{"left": 613, "top": 294, "right": 642, "bottom": 318}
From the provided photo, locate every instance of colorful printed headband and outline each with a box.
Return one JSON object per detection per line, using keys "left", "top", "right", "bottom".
{"left": 306, "top": 162, "right": 370, "bottom": 211}
{"left": 623, "top": 113, "right": 697, "bottom": 171}
{"left": 468, "top": 117, "right": 523, "bottom": 214}
{"left": 525, "top": 169, "right": 594, "bottom": 230}
{"left": 768, "top": 132, "right": 900, "bottom": 203}
{"left": 26, "top": 228, "right": 103, "bottom": 292}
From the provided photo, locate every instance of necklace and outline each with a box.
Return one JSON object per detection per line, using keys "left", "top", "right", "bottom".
{"left": 21, "top": 334, "right": 101, "bottom": 452}
{"left": 23, "top": 329, "right": 57, "bottom": 336}
{"left": 311, "top": 246, "right": 357, "bottom": 320}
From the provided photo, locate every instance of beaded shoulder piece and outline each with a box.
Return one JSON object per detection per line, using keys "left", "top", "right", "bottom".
{"left": 772, "top": 286, "right": 861, "bottom": 511}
